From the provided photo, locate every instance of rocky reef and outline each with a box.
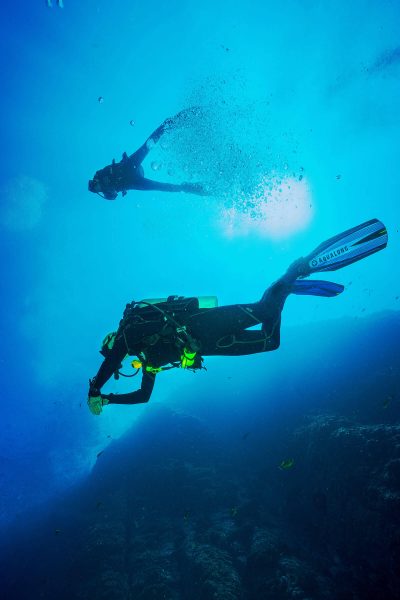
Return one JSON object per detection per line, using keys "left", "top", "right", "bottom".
{"left": 1, "top": 312, "right": 399, "bottom": 599}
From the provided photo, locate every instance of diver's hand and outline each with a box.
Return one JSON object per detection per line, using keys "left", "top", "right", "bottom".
{"left": 162, "top": 107, "right": 203, "bottom": 131}
{"left": 87, "top": 395, "right": 109, "bottom": 416}
{"left": 161, "top": 116, "right": 173, "bottom": 130}
{"left": 172, "top": 106, "right": 203, "bottom": 123}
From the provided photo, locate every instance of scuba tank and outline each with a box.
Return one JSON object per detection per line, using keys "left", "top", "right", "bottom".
{"left": 136, "top": 296, "right": 218, "bottom": 309}
{"left": 120, "top": 295, "right": 218, "bottom": 328}
{"left": 120, "top": 296, "right": 200, "bottom": 350}
{"left": 88, "top": 153, "right": 132, "bottom": 200}
{"left": 116, "top": 295, "right": 218, "bottom": 375}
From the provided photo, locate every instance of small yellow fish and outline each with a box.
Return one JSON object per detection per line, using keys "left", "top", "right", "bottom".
{"left": 383, "top": 395, "right": 393, "bottom": 409}
{"left": 279, "top": 458, "right": 295, "bottom": 470}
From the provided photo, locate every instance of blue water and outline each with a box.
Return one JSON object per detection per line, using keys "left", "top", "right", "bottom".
{"left": 0, "top": 0, "right": 399, "bottom": 581}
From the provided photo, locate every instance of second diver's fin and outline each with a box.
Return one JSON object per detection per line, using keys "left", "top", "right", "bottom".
{"left": 305, "top": 218, "right": 388, "bottom": 274}
{"left": 291, "top": 280, "right": 344, "bottom": 297}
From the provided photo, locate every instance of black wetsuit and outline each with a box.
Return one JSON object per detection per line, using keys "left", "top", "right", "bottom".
{"left": 89, "top": 272, "right": 294, "bottom": 406}
{"left": 89, "top": 109, "right": 206, "bottom": 200}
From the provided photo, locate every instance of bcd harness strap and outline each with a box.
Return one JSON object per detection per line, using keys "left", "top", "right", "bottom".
{"left": 115, "top": 298, "right": 205, "bottom": 377}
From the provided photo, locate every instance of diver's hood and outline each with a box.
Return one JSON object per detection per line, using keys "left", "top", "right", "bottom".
{"left": 88, "top": 172, "right": 118, "bottom": 200}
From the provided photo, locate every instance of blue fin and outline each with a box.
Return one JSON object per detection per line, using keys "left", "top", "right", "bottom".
{"left": 305, "top": 219, "right": 388, "bottom": 273}
{"left": 292, "top": 280, "right": 344, "bottom": 297}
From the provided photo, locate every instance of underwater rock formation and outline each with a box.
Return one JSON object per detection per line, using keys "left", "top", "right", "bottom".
{"left": 1, "top": 312, "right": 399, "bottom": 599}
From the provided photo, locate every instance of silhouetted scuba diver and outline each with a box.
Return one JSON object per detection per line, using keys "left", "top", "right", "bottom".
{"left": 88, "top": 108, "right": 208, "bottom": 201}
{"left": 87, "top": 218, "right": 388, "bottom": 415}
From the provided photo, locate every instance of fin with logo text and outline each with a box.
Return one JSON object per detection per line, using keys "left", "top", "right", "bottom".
{"left": 305, "top": 219, "right": 388, "bottom": 274}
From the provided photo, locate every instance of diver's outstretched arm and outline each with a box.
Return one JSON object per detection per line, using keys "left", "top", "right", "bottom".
{"left": 129, "top": 107, "right": 202, "bottom": 166}
{"left": 102, "top": 371, "right": 155, "bottom": 405}
{"left": 89, "top": 335, "right": 127, "bottom": 395}
{"left": 129, "top": 123, "right": 166, "bottom": 166}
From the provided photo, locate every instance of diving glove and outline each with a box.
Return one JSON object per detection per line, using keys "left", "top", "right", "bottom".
{"left": 87, "top": 395, "right": 109, "bottom": 416}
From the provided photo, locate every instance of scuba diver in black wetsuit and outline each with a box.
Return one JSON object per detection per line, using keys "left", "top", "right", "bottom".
{"left": 86, "top": 217, "right": 388, "bottom": 415}
{"left": 87, "top": 257, "right": 313, "bottom": 415}
{"left": 88, "top": 108, "right": 208, "bottom": 201}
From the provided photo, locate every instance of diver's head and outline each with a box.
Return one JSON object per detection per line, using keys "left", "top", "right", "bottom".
{"left": 88, "top": 172, "right": 118, "bottom": 201}
{"left": 100, "top": 332, "right": 117, "bottom": 357}
{"left": 88, "top": 177, "right": 101, "bottom": 193}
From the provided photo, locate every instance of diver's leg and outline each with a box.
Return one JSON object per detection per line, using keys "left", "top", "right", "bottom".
{"left": 133, "top": 178, "right": 188, "bottom": 193}
{"left": 180, "top": 182, "right": 209, "bottom": 196}
{"left": 255, "top": 258, "right": 309, "bottom": 334}
{"left": 187, "top": 262, "right": 300, "bottom": 341}
{"left": 186, "top": 304, "right": 268, "bottom": 355}
{"left": 256, "top": 278, "right": 291, "bottom": 334}
{"left": 133, "top": 178, "right": 207, "bottom": 195}
{"left": 187, "top": 305, "right": 261, "bottom": 342}
{"left": 186, "top": 258, "right": 307, "bottom": 355}
{"left": 186, "top": 305, "right": 281, "bottom": 356}
{"left": 211, "top": 319, "right": 282, "bottom": 356}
